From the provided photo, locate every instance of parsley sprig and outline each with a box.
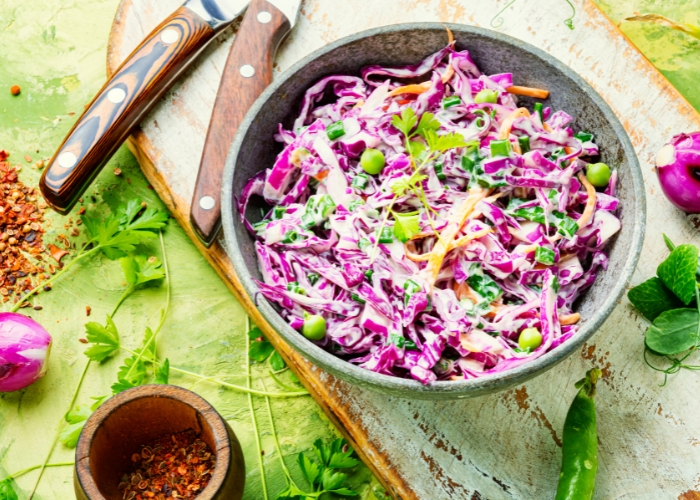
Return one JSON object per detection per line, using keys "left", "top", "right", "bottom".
{"left": 628, "top": 235, "right": 700, "bottom": 385}
{"left": 370, "top": 108, "right": 468, "bottom": 259}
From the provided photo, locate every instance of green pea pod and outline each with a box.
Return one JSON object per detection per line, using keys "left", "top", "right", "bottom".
{"left": 554, "top": 368, "right": 601, "bottom": 500}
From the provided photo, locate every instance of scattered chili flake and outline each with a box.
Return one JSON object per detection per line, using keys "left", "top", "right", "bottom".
{"left": 24, "top": 155, "right": 32, "bottom": 163}
{"left": 77, "top": 207, "right": 85, "bottom": 215}
{"left": 35, "top": 160, "right": 44, "bottom": 169}
{"left": 113, "top": 168, "right": 122, "bottom": 176}
{"left": 78, "top": 338, "right": 88, "bottom": 344}
{"left": 10, "top": 86, "right": 20, "bottom": 96}
{"left": 86, "top": 305, "right": 91, "bottom": 316}
{"left": 118, "top": 430, "right": 215, "bottom": 500}
{"left": 48, "top": 244, "right": 68, "bottom": 264}
{"left": 33, "top": 305, "right": 42, "bottom": 311}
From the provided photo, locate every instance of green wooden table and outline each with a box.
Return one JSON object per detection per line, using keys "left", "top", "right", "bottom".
{"left": 0, "top": 0, "right": 698, "bottom": 498}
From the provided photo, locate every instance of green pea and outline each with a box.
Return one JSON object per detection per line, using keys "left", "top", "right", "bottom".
{"left": 518, "top": 328, "right": 543, "bottom": 350}
{"left": 474, "top": 89, "right": 498, "bottom": 104}
{"left": 360, "top": 148, "right": 385, "bottom": 175}
{"left": 586, "top": 163, "right": 611, "bottom": 187}
{"left": 302, "top": 314, "right": 326, "bottom": 341}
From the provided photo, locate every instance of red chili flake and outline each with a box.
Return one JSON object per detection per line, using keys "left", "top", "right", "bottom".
{"left": 48, "top": 244, "right": 68, "bottom": 264}
{"left": 10, "top": 86, "right": 20, "bottom": 96}
{"left": 118, "top": 430, "right": 215, "bottom": 499}
{"left": 86, "top": 305, "right": 91, "bottom": 316}
{"left": 113, "top": 168, "right": 122, "bottom": 176}
{"left": 0, "top": 151, "right": 8, "bottom": 161}
{"left": 78, "top": 338, "right": 88, "bottom": 344}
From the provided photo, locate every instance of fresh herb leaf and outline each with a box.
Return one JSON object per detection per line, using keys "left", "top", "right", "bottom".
{"left": 629, "top": 277, "right": 685, "bottom": 322}
{"left": 121, "top": 254, "right": 165, "bottom": 288}
{"left": 407, "top": 140, "right": 426, "bottom": 158}
{"left": 393, "top": 211, "right": 421, "bottom": 243}
{"left": 663, "top": 233, "right": 676, "bottom": 252}
{"left": 298, "top": 452, "right": 322, "bottom": 486}
{"left": 112, "top": 354, "right": 147, "bottom": 394}
{"left": 422, "top": 129, "right": 467, "bottom": 153}
{"left": 249, "top": 339, "right": 275, "bottom": 362}
{"left": 123, "top": 207, "right": 169, "bottom": 232}
{"left": 276, "top": 483, "right": 308, "bottom": 499}
{"left": 90, "top": 395, "right": 107, "bottom": 411}
{"left": 155, "top": 358, "right": 170, "bottom": 384}
{"left": 321, "top": 469, "right": 348, "bottom": 491}
{"left": 328, "top": 440, "right": 360, "bottom": 469}
{"left": 414, "top": 112, "right": 440, "bottom": 139}
{"left": 657, "top": 244, "right": 699, "bottom": 304}
{"left": 84, "top": 315, "right": 120, "bottom": 362}
{"left": 645, "top": 308, "right": 699, "bottom": 355}
{"left": 467, "top": 273, "right": 502, "bottom": 303}
{"left": 269, "top": 351, "right": 286, "bottom": 371}
{"left": 0, "top": 479, "right": 18, "bottom": 500}
{"left": 329, "top": 488, "right": 359, "bottom": 496}
{"left": 390, "top": 174, "right": 428, "bottom": 198}
{"left": 247, "top": 326, "right": 264, "bottom": 340}
{"left": 313, "top": 438, "right": 332, "bottom": 467}
{"left": 391, "top": 107, "right": 417, "bottom": 137}
{"left": 59, "top": 404, "right": 92, "bottom": 448}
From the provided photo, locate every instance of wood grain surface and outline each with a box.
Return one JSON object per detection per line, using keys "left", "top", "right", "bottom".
{"left": 41, "top": 5, "right": 215, "bottom": 215}
{"left": 108, "top": 1, "right": 700, "bottom": 498}
{"left": 191, "top": 0, "right": 291, "bottom": 246}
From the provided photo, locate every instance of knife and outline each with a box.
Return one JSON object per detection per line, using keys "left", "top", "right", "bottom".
{"left": 40, "top": 0, "right": 251, "bottom": 214}
{"left": 190, "top": 0, "right": 302, "bottom": 246}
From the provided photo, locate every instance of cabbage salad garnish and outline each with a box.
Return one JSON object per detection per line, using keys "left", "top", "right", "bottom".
{"left": 239, "top": 41, "right": 621, "bottom": 384}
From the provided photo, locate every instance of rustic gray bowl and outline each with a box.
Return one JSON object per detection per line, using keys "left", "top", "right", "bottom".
{"left": 221, "top": 24, "right": 645, "bottom": 399}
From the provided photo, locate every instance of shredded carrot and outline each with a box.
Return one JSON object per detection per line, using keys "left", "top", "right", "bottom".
{"left": 313, "top": 170, "right": 329, "bottom": 182}
{"left": 559, "top": 312, "right": 581, "bottom": 325}
{"left": 444, "top": 24, "right": 454, "bottom": 44}
{"left": 441, "top": 64, "right": 455, "bottom": 84}
{"left": 576, "top": 171, "right": 596, "bottom": 232}
{"left": 498, "top": 108, "right": 531, "bottom": 140}
{"left": 397, "top": 99, "right": 412, "bottom": 105}
{"left": 506, "top": 86, "right": 550, "bottom": 99}
{"left": 453, "top": 281, "right": 478, "bottom": 302}
{"left": 448, "top": 227, "right": 492, "bottom": 251}
{"left": 405, "top": 241, "right": 432, "bottom": 262}
{"left": 387, "top": 82, "right": 432, "bottom": 97}
{"left": 422, "top": 188, "right": 490, "bottom": 286}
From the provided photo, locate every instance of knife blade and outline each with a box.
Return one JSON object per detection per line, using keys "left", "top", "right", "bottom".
{"left": 189, "top": 0, "right": 302, "bottom": 247}
{"left": 40, "top": 0, "right": 250, "bottom": 214}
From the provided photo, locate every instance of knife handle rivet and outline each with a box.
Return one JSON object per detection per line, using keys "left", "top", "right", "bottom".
{"left": 57, "top": 151, "right": 78, "bottom": 169}
{"left": 257, "top": 11, "right": 272, "bottom": 23}
{"left": 107, "top": 88, "right": 126, "bottom": 104}
{"left": 240, "top": 65, "right": 255, "bottom": 78}
{"left": 160, "top": 29, "right": 179, "bottom": 45}
{"left": 199, "top": 196, "right": 216, "bottom": 210}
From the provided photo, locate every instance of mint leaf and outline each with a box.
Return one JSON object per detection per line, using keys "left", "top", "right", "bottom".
{"left": 298, "top": 452, "right": 321, "bottom": 486}
{"left": 249, "top": 340, "right": 274, "bottom": 362}
{"left": 155, "top": 359, "right": 170, "bottom": 384}
{"left": 657, "top": 244, "right": 699, "bottom": 304}
{"left": 391, "top": 108, "right": 417, "bottom": 137}
{"left": 84, "top": 316, "right": 120, "bottom": 362}
{"left": 629, "top": 277, "right": 685, "bottom": 321}
{"left": 0, "top": 479, "right": 18, "bottom": 500}
{"left": 269, "top": 351, "right": 286, "bottom": 371}
{"left": 414, "top": 112, "right": 440, "bottom": 138}
{"left": 393, "top": 212, "right": 420, "bottom": 243}
{"left": 645, "top": 308, "right": 698, "bottom": 355}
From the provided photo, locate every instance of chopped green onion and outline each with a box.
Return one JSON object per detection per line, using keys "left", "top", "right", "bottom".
{"left": 388, "top": 333, "right": 405, "bottom": 348}
{"left": 403, "top": 279, "right": 421, "bottom": 295}
{"left": 404, "top": 339, "right": 420, "bottom": 351}
{"left": 535, "top": 246, "right": 556, "bottom": 266}
{"left": 467, "top": 274, "right": 502, "bottom": 302}
{"left": 358, "top": 238, "right": 371, "bottom": 251}
{"left": 518, "top": 136, "right": 531, "bottom": 153}
{"left": 348, "top": 199, "right": 365, "bottom": 211}
{"left": 551, "top": 210, "right": 579, "bottom": 238}
{"left": 364, "top": 269, "right": 374, "bottom": 281}
{"left": 378, "top": 227, "right": 393, "bottom": 244}
{"left": 307, "top": 273, "right": 320, "bottom": 286}
{"left": 286, "top": 281, "right": 306, "bottom": 295}
{"left": 300, "top": 212, "right": 316, "bottom": 229}
{"left": 252, "top": 221, "right": 268, "bottom": 234}
{"left": 574, "top": 131, "right": 593, "bottom": 143}
{"left": 351, "top": 173, "right": 369, "bottom": 190}
{"left": 282, "top": 230, "right": 300, "bottom": 244}
{"left": 534, "top": 102, "right": 544, "bottom": 122}
{"left": 434, "top": 163, "right": 447, "bottom": 181}
{"left": 317, "top": 195, "right": 336, "bottom": 218}
{"left": 351, "top": 293, "right": 366, "bottom": 304}
{"left": 550, "top": 147, "right": 566, "bottom": 162}
{"left": 461, "top": 155, "right": 475, "bottom": 172}
{"left": 326, "top": 121, "right": 345, "bottom": 140}
{"left": 490, "top": 139, "right": 512, "bottom": 158}
{"left": 272, "top": 206, "right": 286, "bottom": 219}
{"left": 442, "top": 95, "right": 462, "bottom": 108}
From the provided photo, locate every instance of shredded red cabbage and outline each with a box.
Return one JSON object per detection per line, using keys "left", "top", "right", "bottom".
{"left": 240, "top": 45, "right": 621, "bottom": 384}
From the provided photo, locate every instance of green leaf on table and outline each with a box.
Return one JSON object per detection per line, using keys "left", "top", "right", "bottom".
{"left": 269, "top": 351, "right": 286, "bottom": 371}
{"left": 393, "top": 211, "right": 420, "bottom": 243}
{"left": 155, "top": 358, "right": 170, "bottom": 384}
{"left": 90, "top": 395, "right": 107, "bottom": 411}
{"left": 329, "top": 488, "right": 359, "bottom": 496}
{"left": 328, "top": 439, "right": 360, "bottom": 469}
{"left": 414, "top": 112, "right": 440, "bottom": 139}
{"left": 298, "top": 452, "right": 321, "bottom": 486}
{"left": 391, "top": 107, "right": 417, "bottom": 137}
{"left": 84, "top": 315, "right": 120, "bottom": 362}
{"left": 663, "top": 233, "right": 676, "bottom": 252}
{"left": 112, "top": 354, "right": 147, "bottom": 394}
{"left": 645, "top": 308, "right": 699, "bottom": 355}
{"left": 124, "top": 207, "right": 169, "bottom": 233}
{"left": 629, "top": 277, "right": 685, "bottom": 322}
{"left": 321, "top": 469, "right": 347, "bottom": 491}
{"left": 117, "top": 198, "right": 144, "bottom": 228}
{"left": 0, "top": 479, "right": 18, "bottom": 500}
{"left": 247, "top": 326, "right": 264, "bottom": 340}
{"left": 121, "top": 254, "right": 165, "bottom": 288}
{"left": 276, "top": 483, "right": 308, "bottom": 500}
{"left": 249, "top": 340, "right": 274, "bottom": 362}
{"left": 59, "top": 404, "right": 92, "bottom": 448}
{"left": 657, "top": 244, "right": 699, "bottom": 304}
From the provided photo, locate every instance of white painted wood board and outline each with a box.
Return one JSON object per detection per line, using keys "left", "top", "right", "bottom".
{"left": 108, "top": 1, "right": 700, "bottom": 498}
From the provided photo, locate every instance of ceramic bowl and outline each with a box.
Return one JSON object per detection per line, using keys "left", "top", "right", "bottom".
{"left": 74, "top": 385, "right": 245, "bottom": 500}
{"left": 221, "top": 23, "right": 645, "bottom": 399}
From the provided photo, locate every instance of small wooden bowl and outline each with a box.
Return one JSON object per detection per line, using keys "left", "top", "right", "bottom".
{"left": 74, "top": 385, "right": 245, "bottom": 500}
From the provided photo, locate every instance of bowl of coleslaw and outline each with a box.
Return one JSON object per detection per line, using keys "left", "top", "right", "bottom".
{"left": 221, "top": 24, "right": 645, "bottom": 399}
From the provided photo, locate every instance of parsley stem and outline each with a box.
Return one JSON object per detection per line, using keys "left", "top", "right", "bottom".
{"left": 261, "top": 379, "right": 297, "bottom": 486}
{"left": 246, "top": 317, "right": 269, "bottom": 500}
{"left": 4, "top": 462, "right": 73, "bottom": 481}
{"left": 9, "top": 244, "right": 102, "bottom": 313}
{"left": 369, "top": 194, "right": 398, "bottom": 264}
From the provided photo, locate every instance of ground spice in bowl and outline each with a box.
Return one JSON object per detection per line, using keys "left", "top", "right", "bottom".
{"left": 118, "top": 430, "right": 216, "bottom": 500}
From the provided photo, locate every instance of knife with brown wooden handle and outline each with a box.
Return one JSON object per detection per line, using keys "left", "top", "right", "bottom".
{"left": 190, "top": 0, "right": 302, "bottom": 247}
{"left": 40, "top": 0, "right": 250, "bottom": 214}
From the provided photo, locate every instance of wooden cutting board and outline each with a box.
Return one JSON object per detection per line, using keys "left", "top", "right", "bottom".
{"left": 108, "top": 1, "right": 700, "bottom": 498}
